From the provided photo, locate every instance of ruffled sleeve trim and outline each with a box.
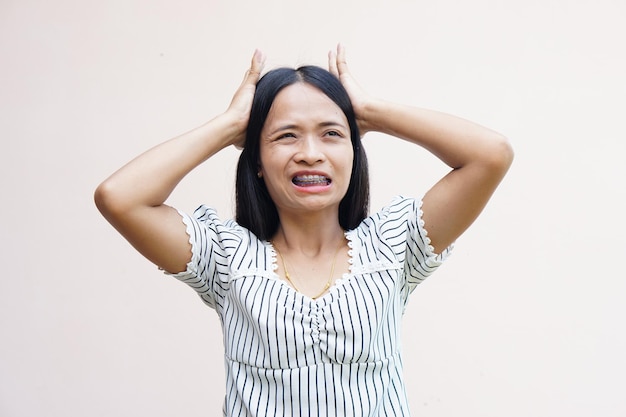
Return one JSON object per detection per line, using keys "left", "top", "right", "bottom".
{"left": 413, "top": 197, "right": 454, "bottom": 264}
{"left": 162, "top": 208, "right": 200, "bottom": 279}
{"left": 161, "top": 206, "right": 221, "bottom": 309}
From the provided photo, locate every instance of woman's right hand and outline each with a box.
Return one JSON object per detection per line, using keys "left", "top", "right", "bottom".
{"left": 94, "top": 50, "right": 266, "bottom": 274}
{"left": 226, "top": 49, "right": 266, "bottom": 149}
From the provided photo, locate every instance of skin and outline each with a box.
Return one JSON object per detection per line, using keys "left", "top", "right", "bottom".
{"left": 258, "top": 83, "right": 355, "bottom": 295}
{"left": 259, "top": 83, "right": 353, "bottom": 220}
{"left": 94, "top": 45, "right": 514, "bottom": 298}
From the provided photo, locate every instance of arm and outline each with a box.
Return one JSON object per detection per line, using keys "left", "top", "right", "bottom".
{"left": 94, "top": 51, "right": 265, "bottom": 273}
{"left": 329, "top": 45, "right": 513, "bottom": 253}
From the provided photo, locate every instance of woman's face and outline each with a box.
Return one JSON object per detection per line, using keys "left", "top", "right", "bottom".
{"left": 259, "top": 82, "right": 354, "bottom": 218}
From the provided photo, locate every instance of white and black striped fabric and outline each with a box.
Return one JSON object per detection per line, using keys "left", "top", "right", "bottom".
{"left": 168, "top": 196, "right": 452, "bottom": 417}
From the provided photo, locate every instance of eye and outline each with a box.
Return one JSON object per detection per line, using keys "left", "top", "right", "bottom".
{"left": 325, "top": 130, "right": 343, "bottom": 138}
{"left": 275, "top": 132, "right": 296, "bottom": 141}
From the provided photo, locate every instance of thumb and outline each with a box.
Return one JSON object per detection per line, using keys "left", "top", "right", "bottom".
{"left": 242, "top": 49, "right": 265, "bottom": 86}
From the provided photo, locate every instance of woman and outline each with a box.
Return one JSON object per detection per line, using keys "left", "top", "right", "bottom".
{"left": 95, "top": 45, "right": 513, "bottom": 416}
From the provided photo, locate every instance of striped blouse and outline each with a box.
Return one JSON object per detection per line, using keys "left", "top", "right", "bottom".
{"left": 168, "top": 196, "right": 452, "bottom": 417}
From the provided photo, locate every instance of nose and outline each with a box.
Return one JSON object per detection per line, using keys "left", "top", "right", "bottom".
{"left": 295, "top": 136, "right": 325, "bottom": 165}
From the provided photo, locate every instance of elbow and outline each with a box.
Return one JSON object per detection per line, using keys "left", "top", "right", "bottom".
{"left": 94, "top": 180, "right": 113, "bottom": 218}
{"left": 499, "top": 135, "right": 515, "bottom": 170}
{"left": 94, "top": 179, "right": 127, "bottom": 220}
{"left": 486, "top": 133, "right": 514, "bottom": 174}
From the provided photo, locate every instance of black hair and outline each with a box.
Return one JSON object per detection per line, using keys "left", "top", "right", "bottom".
{"left": 235, "top": 66, "right": 369, "bottom": 240}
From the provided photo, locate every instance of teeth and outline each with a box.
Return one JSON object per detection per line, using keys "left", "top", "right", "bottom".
{"left": 293, "top": 175, "right": 330, "bottom": 186}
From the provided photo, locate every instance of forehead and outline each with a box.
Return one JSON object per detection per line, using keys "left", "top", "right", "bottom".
{"left": 263, "top": 83, "right": 348, "bottom": 128}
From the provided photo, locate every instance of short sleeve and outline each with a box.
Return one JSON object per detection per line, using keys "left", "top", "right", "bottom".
{"left": 164, "top": 205, "right": 238, "bottom": 310}
{"left": 379, "top": 196, "right": 453, "bottom": 296}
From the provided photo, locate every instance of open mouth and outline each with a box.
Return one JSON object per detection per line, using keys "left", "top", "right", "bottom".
{"left": 292, "top": 175, "right": 331, "bottom": 187}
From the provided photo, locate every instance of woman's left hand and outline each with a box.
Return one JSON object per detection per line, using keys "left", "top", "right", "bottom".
{"left": 330, "top": 44, "right": 514, "bottom": 254}
{"left": 328, "top": 44, "right": 374, "bottom": 136}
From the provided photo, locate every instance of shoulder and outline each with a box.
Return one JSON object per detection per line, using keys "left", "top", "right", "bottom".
{"left": 357, "top": 195, "right": 421, "bottom": 232}
{"left": 347, "top": 196, "right": 422, "bottom": 262}
{"left": 172, "top": 204, "right": 274, "bottom": 276}
{"left": 179, "top": 204, "right": 264, "bottom": 255}
{"left": 188, "top": 205, "right": 247, "bottom": 235}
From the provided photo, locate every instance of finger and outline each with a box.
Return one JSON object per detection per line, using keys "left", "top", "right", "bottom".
{"left": 242, "top": 49, "right": 265, "bottom": 85}
{"left": 335, "top": 43, "right": 349, "bottom": 75}
{"left": 328, "top": 49, "right": 338, "bottom": 77}
{"left": 250, "top": 49, "right": 265, "bottom": 77}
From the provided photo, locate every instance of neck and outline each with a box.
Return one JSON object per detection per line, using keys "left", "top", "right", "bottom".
{"left": 273, "top": 210, "right": 345, "bottom": 255}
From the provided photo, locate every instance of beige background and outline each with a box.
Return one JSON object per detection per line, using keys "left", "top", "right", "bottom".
{"left": 1, "top": 0, "right": 625, "bottom": 416}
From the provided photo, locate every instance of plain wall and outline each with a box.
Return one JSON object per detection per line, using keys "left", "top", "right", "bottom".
{"left": 1, "top": 0, "right": 625, "bottom": 416}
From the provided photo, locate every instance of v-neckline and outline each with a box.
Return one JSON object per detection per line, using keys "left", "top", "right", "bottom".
{"left": 265, "top": 230, "right": 356, "bottom": 304}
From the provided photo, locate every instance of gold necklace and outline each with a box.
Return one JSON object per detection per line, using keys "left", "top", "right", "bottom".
{"left": 273, "top": 240, "right": 343, "bottom": 300}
